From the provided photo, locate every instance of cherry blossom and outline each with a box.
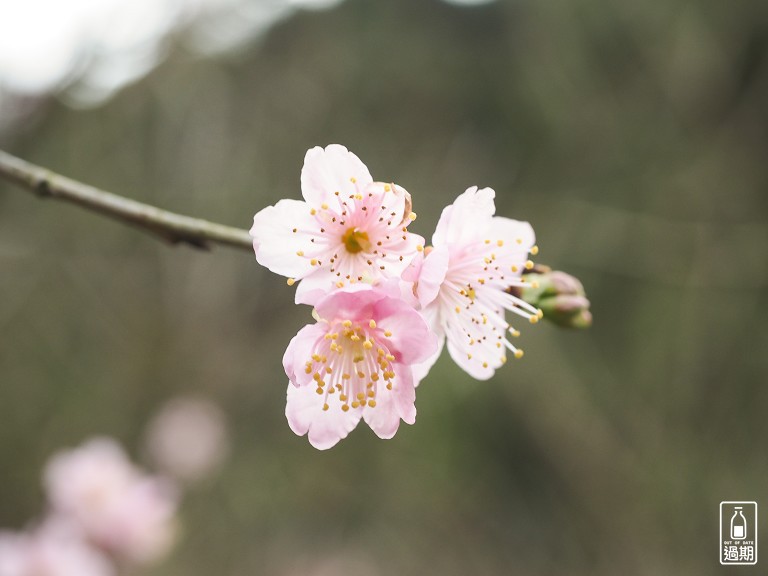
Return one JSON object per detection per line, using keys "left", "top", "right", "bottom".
{"left": 282, "top": 284, "right": 437, "bottom": 449}
{"left": 250, "top": 144, "right": 424, "bottom": 305}
{"left": 43, "top": 438, "right": 178, "bottom": 565}
{"left": 0, "top": 521, "right": 113, "bottom": 576}
{"left": 405, "top": 186, "right": 542, "bottom": 380}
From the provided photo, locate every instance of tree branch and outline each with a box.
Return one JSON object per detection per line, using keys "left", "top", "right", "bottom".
{"left": 0, "top": 149, "right": 252, "bottom": 251}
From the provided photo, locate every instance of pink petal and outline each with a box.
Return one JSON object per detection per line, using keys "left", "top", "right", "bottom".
{"left": 300, "top": 145, "right": 373, "bottom": 210}
{"left": 413, "top": 245, "right": 450, "bottom": 307}
{"left": 373, "top": 298, "right": 438, "bottom": 365}
{"left": 432, "top": 186, "right": 497, "bottom": 246}
{"left": 313, "top": 284, "right": 390, "bottom": 321}
{"left": 250, "top": 199, "right": 318, "bottom": 279}
{"left": 283, "top": 324, "right": 328, "bottom": 387}
{"left": 363, "top": 366, "right": 416, "bottom": 438}
{"left": 285, "top": 383, "right": 362, "bottom": 450}
{"left": 411, "top": 331, "right": 444, "bottom": 385}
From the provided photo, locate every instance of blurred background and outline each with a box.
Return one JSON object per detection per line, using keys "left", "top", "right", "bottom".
{"left": 1, "top": 0, "right": 767, "bottom": 574}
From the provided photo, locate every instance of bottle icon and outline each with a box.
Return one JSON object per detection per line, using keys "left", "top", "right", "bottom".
{"left": 731, "top": 507, "right": 748, "bottom": 540}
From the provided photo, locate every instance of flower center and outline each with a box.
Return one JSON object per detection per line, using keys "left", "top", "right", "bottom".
{"left": 303, "top": 319, "right": 397, "bottom": 412}
{"left": 341, "top": 227, "right": 372, "bottom": 254}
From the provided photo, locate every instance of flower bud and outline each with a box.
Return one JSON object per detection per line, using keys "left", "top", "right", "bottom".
{"left": 512, "top": 270, "right": 592, "bottom": 329}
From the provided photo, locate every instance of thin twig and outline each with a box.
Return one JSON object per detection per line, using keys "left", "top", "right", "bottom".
{"left": 0, "top": 149, "right": 252, "bottom": 251}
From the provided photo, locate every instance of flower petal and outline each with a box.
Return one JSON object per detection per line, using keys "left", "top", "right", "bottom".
{"left": 300, "top": 144, "right": 373, "bottom": 210}
{"left": 412, "top": 245, "right": 449, "bottom": 307}
{"left": 285, "top": 383, "right": 362, "bottom": 450}
{"left": 411, "top": 331, "right": 444, "bottom": 385}
{"left": 250, "top": 199, "right": 319, "bottom": 279}
{"left": 373, "top": 298, "right": 438, "bottom": 365}
{"left": 282, "top": 323, "right": 327, "bottom": 387}
{"left": 446, "top": 335, "right": 495, "bottom": 381}
{"left": 363, "top": 365, "right": 416, "bottom": 438}
{"left": 432, "top": 186, "right": 496, "bottom": 246}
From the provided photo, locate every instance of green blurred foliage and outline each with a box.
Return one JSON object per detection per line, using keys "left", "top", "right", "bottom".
{"left": 1, "top": 0, "right": 767, "bottom": 574}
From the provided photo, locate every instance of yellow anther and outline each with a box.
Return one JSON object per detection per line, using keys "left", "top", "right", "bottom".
{"left": 511, "top": 329, "right": 521, "bottom": 338}
{"left": 467, "top": 353, "right": 472, "bottom": 360}
{"left": 408, "top": 212, "right": 417, "bottom": 221}
{"left": 368, "top": 400, "right": 377, "bottom": 408}
{"left": 371, "top": 373, "right": 379, "bottom": 381}
{"left": 529, "top": 315, "right": 539, "bottom": 324}
{"left": 384, "top": 330, "right": 392, "bottom": 337}
{"left": 325, "top": 367, "right": 332, "bottom": 374}
{"left": 369, "top": 319, "right": 377, "bottom": 328}
{"left": 342, "top": 373, "right": 351, "bottom": 380}
{"left": 341, "top": 404, "right": 350, "bottom": 412}
{"left": 357, "top": 371, "right": 365, "bottom": 378}
{"left": 339, "top": 394, "right": 348, "bottom": 402}
{"left": 351, "top": 401, "right": 360, "bottom": 408}
{"left": 501, "top": 356, "right": 507, "bottom": 364}
{"left": 537, "top": 309, "right": 544, "bottom": 318}
{"left": 353, "top": 355, "right": 364, "bottom": 363}
{"left": 310, "top": 208, "right": 317, "bottom": 215}
{"left": 316, "top": 387, "right": 323, "bottom": 395}
{"left": 342, "top": 320, "right": 352, "bottom": 328}
{"left": 516, "top": 238, "right": 522, "bottom": 244}
{"left": 531, "top": 245, "right": 539, "bottom": 255}
{"left": 322, "top": 403, "right": 329, "bottom": 411}
{"left": 287, "top": 278, "right": 296, "bottom": 286}
{"left": 350, "top": 334, "right": 360, "bottom": 342}
{"left": 482, "top": 362, "right": 488, "bottom": 368}
{"left": 363, "top": 340, "right": 373, "bottom": 349}
{"left": 354, "top": 194, "right": 363, "bottom": 200}
{"left": 311, "top": 259, "right": 318, "bottom": 266}
{"left": 357, "top": 392, "right": 366, "bottom": 401}
{"left": 367, "top": 390, "right": 375, "bottom": 398}
{"left": 511, "top": 265, "right": 518, "bottom": 273}
{"left": 525, "top": 260, "right": 534, "bottom": 270}
{"left": 304, "top": 366, "right": 312, "bottom": 374}
{"left": 336, "top": 281, "right": 344, "bottom": 288}
{"left": 497, "top": 239, "right": 504, "bottom": 247}
{"left": 514, "top": 349, "right": 524, "bottom": 359}
{"left": 321, "top": 203, "right": 329, "bottom": 210}
{"left": 350, "top": 177, "right": 357, "bottom": 183}
{"left": 313, "top": 373, "right": 321, "bottom": 381}
{"left": 455, "top": 306, "right": 461, "bottom": 313}
{"left": 484, "top": 239, "right": 491, "bottom": 244}
{"left": 377, "top": 348, "right": 386, "bottom": 356}
{"left": 296, "top": 250, "right": 304, "bottom": 257}
{"left": 386, "top": 383, "right": 392, "bottom": 390}
{"left": 416, "top": 245, "right": 424, "bottom": 252}
{"left": 312, "top": 354, "right": 321, "bottom": 361}
{"left": 384, "top": 184, "right": 391, "bottom": 191}
{"left": 531, "top": 281, "right": 540, "bottom": 289}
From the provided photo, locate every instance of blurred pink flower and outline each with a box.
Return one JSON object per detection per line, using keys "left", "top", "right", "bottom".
{"left": 0, "top": 521, "right": 113, "bottom": 576}
{"left": 404, "top": 186, "right": 541, "bottom": 380}
{"left": 43, "top": 438, "right": 178, "bottom": 565}
{"left": 145, "top": 396, "right": 229, "bottom": 484}
{"left": 283, "top": 284, "right": 437, "bottom": 449}
{"left": 250, "top": 144, "right": 424, "bottom": 305}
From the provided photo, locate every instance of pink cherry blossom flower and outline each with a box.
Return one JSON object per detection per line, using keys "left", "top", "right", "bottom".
{"left": 405, "top": 186, "right": 542, "bottom": 380}
{"left": 282, "top": 285, "right": 437, "bottom": 449}
{"left": 0, "top": 521, "right": 114, "bottom": 576}
{"left": 250, "top": 144, "right": 424, "bottom": 305}
{"left": 43, "top": 438, "right": 178, "bottom": 565}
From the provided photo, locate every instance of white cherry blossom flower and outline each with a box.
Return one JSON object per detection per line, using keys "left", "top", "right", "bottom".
{"left": 405, "top": 186, "right": 542, "bottom": 380}
{"left": 250, "top": 144, "right": 424, "bottom": 305}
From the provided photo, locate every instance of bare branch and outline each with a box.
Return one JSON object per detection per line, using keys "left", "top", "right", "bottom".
{"left": 0, "top": 149, "right": 252, "bottom": 251}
